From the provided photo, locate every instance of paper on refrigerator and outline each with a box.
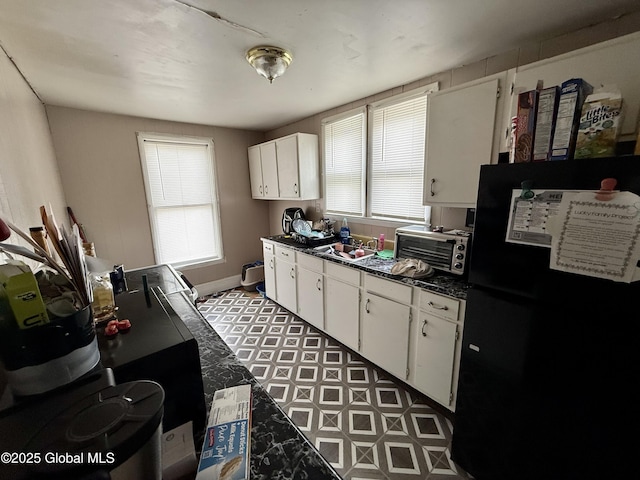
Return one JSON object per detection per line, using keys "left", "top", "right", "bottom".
{"left": 547, "top": 190, "right": 640, "bottom": 282}
{"left": 505, "top": 189, "right": 567, "bottom": 247}
{"left": 196, "top": 384, "right": 252, "bottom": 480}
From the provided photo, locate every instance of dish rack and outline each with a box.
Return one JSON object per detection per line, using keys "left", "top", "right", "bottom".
{"left": 291, "top": 233, "right": 338, "bottom": 247}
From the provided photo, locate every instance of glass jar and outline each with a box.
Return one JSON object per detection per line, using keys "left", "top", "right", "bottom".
{"left": 90, "top": 273, "right": 115, "bottom": 322}
{"left": 83, "top": 242, "right": 96, "bottom": 257}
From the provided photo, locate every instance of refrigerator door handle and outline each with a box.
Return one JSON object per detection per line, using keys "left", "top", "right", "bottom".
{"left": 421, "top": 319, "right": 427, "bottom": 336}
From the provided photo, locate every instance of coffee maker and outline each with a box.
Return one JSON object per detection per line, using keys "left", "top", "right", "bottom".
{"left": 282, "top": 208, "right": 305, "bottom": 235}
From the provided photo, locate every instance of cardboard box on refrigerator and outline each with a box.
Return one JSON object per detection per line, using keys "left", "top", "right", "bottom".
{"left": 532, "top": 86, "right": 560, "bottom": 162}
{"left": 196, "top": 384, "right": 252, "bottom": 480}
{"left": 550, "top": 78, "right": 593, "bottom": 160}
{"left": 513, "top": 90, "right": 539, "bottom": 163}
{"left": 574, "top": 85, "right": 624, "bottom": 159}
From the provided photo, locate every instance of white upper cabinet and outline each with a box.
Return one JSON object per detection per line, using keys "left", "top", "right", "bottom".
{"left": 248, "top": 132, "right": 320, "bottom": 200}
{"left": 248, "top": 141, "right": 279, "bottom": 199}
{"left": 248, "top": 145, "right": 263, "bottom": 198}
{"left": 424, "top": 72, "right": 507, "bottom": 207}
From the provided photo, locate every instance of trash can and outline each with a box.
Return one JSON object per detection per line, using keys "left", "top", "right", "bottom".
{"left": 241, "top": 261, "right": 264, "bottom": 291}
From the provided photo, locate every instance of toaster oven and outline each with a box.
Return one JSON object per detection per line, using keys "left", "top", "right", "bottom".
{"left": 394, "top": 225, "right": 471, "bottom": 276}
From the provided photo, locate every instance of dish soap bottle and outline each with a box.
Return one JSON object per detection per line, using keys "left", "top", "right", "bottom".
{"left": 340, "top": 218, "right": 350, "bottom": 244}
{"left": 377, "top": 233, "right": 385, "bottom": 251}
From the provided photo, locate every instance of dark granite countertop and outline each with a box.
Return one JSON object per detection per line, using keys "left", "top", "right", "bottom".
{"left": 165, "top": 290, "right": 341, "bottom": 480}
{"left": 262, "top": 235, "right": 471, "bottom": 300}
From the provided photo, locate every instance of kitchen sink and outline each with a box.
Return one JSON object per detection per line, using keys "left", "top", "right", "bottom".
{"left": 314, "top": 243, "right": 377, "bottom": 263}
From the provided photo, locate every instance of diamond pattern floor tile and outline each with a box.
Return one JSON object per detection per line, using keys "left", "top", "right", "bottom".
{"left": 198, "top": 289, "right": 470, "bottom": 479}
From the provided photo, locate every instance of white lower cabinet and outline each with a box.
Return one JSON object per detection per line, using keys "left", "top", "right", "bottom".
{"left": 274, "top": 246, "right": 296, "bottom": 313}
{"left": 296, "top": 253, "right": 324, "bottom": 331}
{"left": 324, "top": 263, "right": 360, "bottom": 352}
{"left": 263, "top": 242, "right": 276, "bottom": 301}
{"left": 261, "top": 240, "right": 465, "bottom": 412}
{"left": 412, "top": 312, "right": 459, "bottom": 407}
{"left": 361, "top": 292, "right": 411, "bottom": 381}
{"left": 409, "top": 289, "right": 465, "bottom": 410}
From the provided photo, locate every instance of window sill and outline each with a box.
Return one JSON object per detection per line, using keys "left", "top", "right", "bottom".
{"left": 170, "top": 257, "right": 225, "bottom": 271}
{"left": 326, "top": 214, "right": 430, "bottom": 229}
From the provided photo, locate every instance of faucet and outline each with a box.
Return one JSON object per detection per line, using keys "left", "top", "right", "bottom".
{"left": 366, "top": 238, "right": 378, "bottom": 250}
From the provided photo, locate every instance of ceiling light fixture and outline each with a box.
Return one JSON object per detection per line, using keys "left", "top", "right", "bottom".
{"left": 245, "top": 46, "right": 293, "bottom": 84}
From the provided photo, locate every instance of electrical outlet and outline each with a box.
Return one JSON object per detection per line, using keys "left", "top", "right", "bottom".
{"left": 315, "top": 201, "right": 321, "bottom": 213}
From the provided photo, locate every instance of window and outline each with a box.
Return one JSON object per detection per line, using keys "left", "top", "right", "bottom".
{"left": 137, "top": 133, "right": 223, "bottom": 268}
{"left": 322, "top": 84, "right": 437, "bottom": 223}
{"left": 369, "top": 92, "right": 428, "bottom": 221}
{"left": 322, "top": 108, "right": 366, "bottom": 216}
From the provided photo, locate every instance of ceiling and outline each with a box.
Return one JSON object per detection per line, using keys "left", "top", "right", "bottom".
{"left": 1, "top": 0, "right": 639, "bottom": 132}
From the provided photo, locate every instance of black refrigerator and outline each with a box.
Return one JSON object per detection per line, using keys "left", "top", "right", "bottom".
{"left": 451, "top": 156, "right": 640, "bottom": 480}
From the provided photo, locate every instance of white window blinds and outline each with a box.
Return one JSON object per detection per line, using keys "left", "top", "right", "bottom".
{"left": 137, "top": 134, "right": 222, "bottom": 267}
{"left": 322, "top": 109, "right": 366, "bottom": 217}
{"left": 369, "top": 93, "right": 428, "bottom": 221}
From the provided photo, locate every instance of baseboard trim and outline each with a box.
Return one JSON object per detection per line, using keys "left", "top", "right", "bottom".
{"left": 195, "top": 275, "right": 241, "bottom": 297}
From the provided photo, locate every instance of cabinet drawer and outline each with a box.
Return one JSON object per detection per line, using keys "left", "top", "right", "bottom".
{"left": 297, "top": 252, "right": 323, "bottom": 273}
{"left": 274, "top": 245, "right": 295, "bottom": 262}
{"left": 364, "top": 274, "right": 412, "bottom": 305}
{"left": 325, "top": 261, "right": 360, "bottom": 286}
{"left": 263, "top": 242, "right": 275, "bottom": 255}
{"left": 419, "top": 290, "right": 460, "bottom": 322}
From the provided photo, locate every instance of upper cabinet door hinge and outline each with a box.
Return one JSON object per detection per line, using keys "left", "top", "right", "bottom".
{"left": 406, "top": 367, "right": 410, "bottom": 379}
{"left": 496, "top": 85, "right": 501, "bottom": 98}
{"left": 408, "top": 310, "right": 412, "bottom": 324}
{"left": 510, "top": 82, "right": 514, "bottom": 95}
{"left": 455, "top": 328, "right": 460, "bottom": 341}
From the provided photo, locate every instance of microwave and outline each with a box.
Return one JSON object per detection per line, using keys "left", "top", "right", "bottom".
{"left": 394, "top": 225, "right": 471, "bottom": 276}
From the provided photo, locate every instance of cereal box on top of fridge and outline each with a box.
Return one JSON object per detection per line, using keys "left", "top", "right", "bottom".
{"left": 550, "top": 78, "right": 593, "bottom": 161}
{"left": 513, "top": 90, "right": 539, "bottom": 163}
{"left": 574, "top": 85, "right": 623, "bottom": 159}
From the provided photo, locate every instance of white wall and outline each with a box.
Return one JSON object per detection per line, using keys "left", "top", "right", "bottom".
{"left": 0, "top": 50, "right": 68, "bottom": 260}
{"left": 45, "top": 106, "right": 268, "bottom": 287}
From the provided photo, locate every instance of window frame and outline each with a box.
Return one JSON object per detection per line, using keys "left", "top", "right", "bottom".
{"left": 321, "top": 107, "right": 367, "bottom": 217}
{"left": 321, "top": 83, "right": 438, "bottom": 226}
{"left": 136, "top": 132, "right": 224, "bottom": 270}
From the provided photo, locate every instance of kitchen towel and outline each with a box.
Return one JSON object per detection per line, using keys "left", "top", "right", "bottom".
{"left": 390, "top": 258, "right": 434, "bottom": 279}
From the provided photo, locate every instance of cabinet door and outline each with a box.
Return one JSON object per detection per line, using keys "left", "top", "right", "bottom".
{"left": 248, "top": 146, "right": 264, "bottom": 198}
{"left": 361, "top": 293, "right": 410, "bottom": 380}
{"left": 260, "top": 142, "right": 279, "bottom": 198}
{"left": 264, "top": 253, "right": 276, "bottom": 300}
{"left": 424, "top": 76, "right": 500, "bottom": 207}
{"left": 297, "top": 267, "right": 324, "bottom": 330}
{"left": 325, "top": 276, "right": 359, "bottom": 351}
{"left": 274, "top": 258, "right": 296, "bottom": 312}
{"left": 413, "top": 312, "right": 458, "bottom": 407}
{"left": 275, "top": 135, "right": 300, "bottom": 198}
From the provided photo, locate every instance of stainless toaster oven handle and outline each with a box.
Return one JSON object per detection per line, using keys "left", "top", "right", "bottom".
{"left": 396, "top": 232, "right": 455, "bottom": 243}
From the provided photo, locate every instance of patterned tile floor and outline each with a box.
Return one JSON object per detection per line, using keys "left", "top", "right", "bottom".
{"left": 198, "top": 289, "right": 471, "bottom": 480}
